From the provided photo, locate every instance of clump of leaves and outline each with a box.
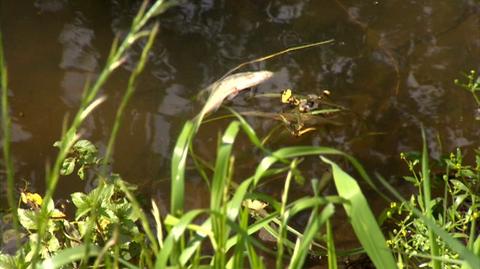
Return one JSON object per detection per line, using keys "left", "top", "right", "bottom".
{"left": 1, "top": 140, "right": 144, "bottom": 268}
{"left": 55, "top": 139, "right": 101, "bottom": 180}
{"left": 384, "top": 150, "right": 480, "bottom": 268}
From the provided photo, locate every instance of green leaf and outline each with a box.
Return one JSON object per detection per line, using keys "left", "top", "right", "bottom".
{"left": 18, "top": 208, "right": 37, "bottom": 230}
{"left": 37, "top": 244, "right": 100, "bottom": 269}
{"left": 71, "top": 192, "right": 90, "bottom": 220}
{"left": 322, "top": 157, "right": 397, "bottom": 269}
{"left": 60, "top": 157, "right": 76, "bottom": 176}
{"left": 77, "top": 166, "right": 85, "bottom": 180}
{"left": 171, "top": 121, "right": 194, "bottom": 216}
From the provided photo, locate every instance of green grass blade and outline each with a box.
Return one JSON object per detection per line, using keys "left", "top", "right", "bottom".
{"left": 228, "top": 108, "right": 267, "bottom": 152}
{"left": 421, "top": 126, "right": 441, "bottom": 269}
{"left": 210, "top": 121, "right": 240, "bottom": 268}
{"left": 253, "top": 146, "right": 380, "bottom": 195}
{"left": 288, "top": 196, "right": 331, "bottom": 217}
{"left": 117, "top": 180, "right": 159, "bottom": 253}
{"left": 211, "top": 121, "right": 240, "bottom": 211}
{"left": 37, "top": 245, "right": 100, "bottom": 269}
{"left": 104, "top": 23, "right": 159, "bottom": 165}
{"left": 321, "top": 157, "right": 397, "bottom": 269}
{"left": 171, "top": 121, "right": 194, "bottom": 216}
{"left": 326, "top": 219, "right": 338, "bottom": 269}
{"left": 0, "top": 30, "right": 20, "bottom": 247}
{"left": 155, "top": 210, "right": 205, "bottom": 268}
{"left": 288, "top": 203, "right": 335, "bottom": 269}
{"left": 231, "top": 208, "right": 249, "bottom": 269}
{"left": 276, "top": 160, "right": 296, "bottom": 269}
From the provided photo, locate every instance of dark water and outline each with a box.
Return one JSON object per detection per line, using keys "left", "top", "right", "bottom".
{"left": 1, "top": 0, "right": 480, "bottom": 251}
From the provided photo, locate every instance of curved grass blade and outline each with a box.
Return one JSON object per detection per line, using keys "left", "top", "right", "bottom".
{"left": 155, "top": 210, "right": 205, "bottom": 268}
{"left": 326, "top": 219, "right": 338, "bottom": 269}
{"left": 421, "top": 126, "right": 441, "bottom": 269}
{"left": 210, "top": 121, "right": 241, "bottom": 268}
{"left": 37, "top": 245, "right": 100, "bottom": 269}
{"left": 211, "top": 121, "right": 240, "bottom": 211}
{"left": 104, "top": 23, "right": 159, "bottom": 165}
{"left": 171, "top": 121, "right": 194, "bottom": 216}
{"left": 227, "top": 108, "right": 267, "bottom": 152}
{"left": 253, "top": 146, "right": 380, "bottom": 196}
{"left": 321, "top": 157, "right": 397, "bottom": 269}
{"left": 288, "top": 203, "right": 335, "bottom": 269}
{"left": 0, "top": 31, "right": 20, "bottom": 246}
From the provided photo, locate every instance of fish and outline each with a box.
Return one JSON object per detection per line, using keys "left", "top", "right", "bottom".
{"left": 194, "top": 71, "right": 274, "bottom": 129}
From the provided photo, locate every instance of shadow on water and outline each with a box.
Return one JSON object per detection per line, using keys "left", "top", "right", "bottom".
{"left": 1, "top": 0, "right": 480, "bottom": 250}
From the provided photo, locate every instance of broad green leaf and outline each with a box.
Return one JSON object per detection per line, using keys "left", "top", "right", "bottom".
{"left": 322, "top": 157, "right": 397, "bottom": 269}
{"left": 71, "top": 192, "right": 90, "bottom": 220}
{"left": 37, "top": 245, "right": 100, "bottom": 269}
{"left": 17, "top": 208, "right": 37, "bottom": 230}
{"left": 171, "top": 121, "right": 194, "bottom": 216}
{"left": 60, "top": 157, "right": 75, "bottom": 176}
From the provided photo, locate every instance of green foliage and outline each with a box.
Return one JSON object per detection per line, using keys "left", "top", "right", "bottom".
{"left": 6, "top": 146, "right": 143, "bottom": 267}
{"left": 455, "top": 70, "right": 480, "bottom": 108}
{"left": 56, "top": 139, "right": 101, "bottom": 179}
{"left": 385, "top": 148, "right": 480, "bottom": 268}
{"left": 322, "top": 157, "right": 397, "bottom": 268}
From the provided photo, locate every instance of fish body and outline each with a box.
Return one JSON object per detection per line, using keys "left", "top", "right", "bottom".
{"left": 194, "top": 71, "right": 274, "bottom": 129}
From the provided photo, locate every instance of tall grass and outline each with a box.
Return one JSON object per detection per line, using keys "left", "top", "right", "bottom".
{"left": 0, "top": 28, "right": 20, "bottom": 250}
{"left": 2, "top": 1, "right": 478, "bottom": 268}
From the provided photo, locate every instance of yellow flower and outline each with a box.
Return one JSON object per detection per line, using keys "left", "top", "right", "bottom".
{"left": 21, "top": 192, "right": 43, "bottom": 207}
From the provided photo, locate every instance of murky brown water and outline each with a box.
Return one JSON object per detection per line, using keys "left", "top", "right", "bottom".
{"left": 1, "top": 0, "right": 480, "bottom": 258}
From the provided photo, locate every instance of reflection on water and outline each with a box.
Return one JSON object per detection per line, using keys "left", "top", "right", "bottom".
{"left": 1, "top": 0, "right": 480, "bottom": 252}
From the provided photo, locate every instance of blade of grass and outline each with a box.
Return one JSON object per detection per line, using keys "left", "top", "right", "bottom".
{"left": 0, "top": 30, "right": 20, "bottom": 248}
{"left": 321, "top": 157, "right": 397, "bottom": 269}
{"left": 288, "top": 203, "right": 335, "bottom": 269}
{"left": 171, "top": 121, "right": 194, "bottom": 216}
{"left": 326, "top": 219, "right": 338, "bottom": 269}
{"left": 231, "top": 207, "right": 249, "bottom": 269}
{"left": 155, "top": 210, "right": 205, "bottom": 268}
{"left": 117, "top": 180, "right": 159, "bottom": 253}
{"left": 276, "top": 159, "right": 297, "bottom": 269}
{"left": 151, "top": 200, "right": 164, "bottom": 248}
{"left": 104, "top": 23, "right": 159, "bottom": 165}
{"left": 37, "top": 245, "right": 100, "bottom": 269}
{"left": 253, "top": 146, "right": 382, "bottom": 197}
{"left": 421, "top": 126, "right": 441, "bottom": 269}
{"left": 210, "top": 121, "right": 241, "bottom": 268}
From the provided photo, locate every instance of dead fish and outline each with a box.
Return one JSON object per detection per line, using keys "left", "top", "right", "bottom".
{"left": 194, "top": 71, "right": 274, "bottom": 129}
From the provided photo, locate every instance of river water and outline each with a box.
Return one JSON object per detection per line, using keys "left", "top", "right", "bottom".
{"left": 1, "top": 0, "right": 480, "bottom": 255}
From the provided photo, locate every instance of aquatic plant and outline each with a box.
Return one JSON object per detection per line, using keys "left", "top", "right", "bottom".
{"left": 380, "top": 131, "right": 480, "bottom": 269}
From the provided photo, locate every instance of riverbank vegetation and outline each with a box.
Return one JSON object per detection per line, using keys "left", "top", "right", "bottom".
{"left": 1, "top": 1, "right": 479, "bottom": 268}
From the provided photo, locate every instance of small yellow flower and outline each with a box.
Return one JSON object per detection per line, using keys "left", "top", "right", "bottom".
{"left": 21, "top": 192, "right": 43, "bottom": 207}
